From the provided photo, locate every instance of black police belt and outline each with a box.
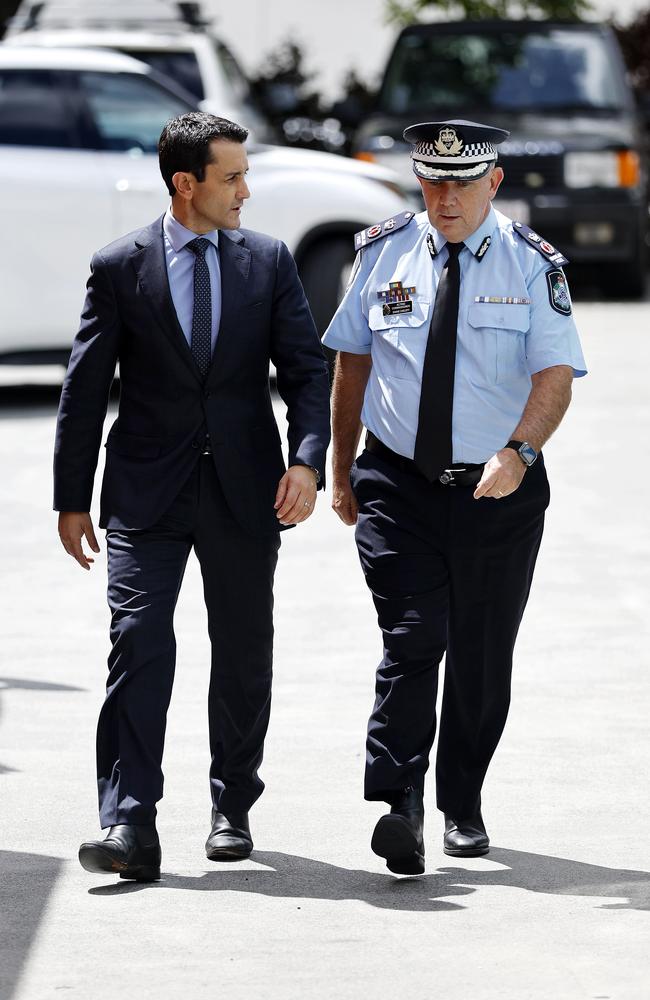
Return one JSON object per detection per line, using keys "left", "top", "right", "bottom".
{"left": 365, "top": 431, "right": 484, "bottom": 487}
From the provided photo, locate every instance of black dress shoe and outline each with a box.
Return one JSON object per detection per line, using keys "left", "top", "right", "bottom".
{"left": 371, "top": 787, "right": 425, "bottom": 875}
{"left": 443, "top": 812, "right": 490, "bottom": 857}
{"left": 205, "top": 808, "right": 253, "bottom": 861}
{"left": 78, "top": 824, "right": 161, "bottom": 881}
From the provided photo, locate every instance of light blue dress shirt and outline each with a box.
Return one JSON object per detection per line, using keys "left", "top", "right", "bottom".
{"left": 323, "top": 207, "right": 587, "bottom": 464}
{"left": 163, "top": 208, "right": 222, "bottom": 353}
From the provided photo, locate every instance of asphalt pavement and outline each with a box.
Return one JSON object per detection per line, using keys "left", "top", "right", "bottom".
{"left": 0, "top": 298, "right": 649, "bottom": 1000}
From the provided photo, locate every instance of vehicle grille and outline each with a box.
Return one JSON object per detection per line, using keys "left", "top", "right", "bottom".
{"left": 498, "top": 154, "right": 564, "bottom": 191}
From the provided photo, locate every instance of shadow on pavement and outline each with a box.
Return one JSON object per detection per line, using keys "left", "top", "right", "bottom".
{"left": 0, "top": 678, "right": 85, "bottom": 775}
{"left": 86, "top": 847, "right": 650, "bottom": 912}
{"left": 0, "top": 850, "right": 64, "bottom": 1000}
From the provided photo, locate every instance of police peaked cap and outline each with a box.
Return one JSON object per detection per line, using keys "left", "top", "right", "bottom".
{"left": 404, "top": 119, "right": 510, "bottom": 181}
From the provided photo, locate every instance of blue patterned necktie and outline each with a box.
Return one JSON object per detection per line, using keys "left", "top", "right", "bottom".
{"left": 186, "top": 237, "right": 212, "bottom": 377}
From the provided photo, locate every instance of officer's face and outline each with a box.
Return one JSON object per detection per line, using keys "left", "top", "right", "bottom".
{"left": 419, "top": 166, "right": 504, "bottom": 243}
{"left": 173, "top": 139, "right": 251, "bottom": 231}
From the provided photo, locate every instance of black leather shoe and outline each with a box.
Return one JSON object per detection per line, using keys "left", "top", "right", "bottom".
{"left": 205, "top": 808, "right": 253, "bottom": 861}
{"left": 78, "top": 824, "right": 161, "bottom": 881}
{"left": 443, "top": 813, "right": 490, "bottom": 857}
{"left": 371, "top": 787, "right": 425, "bottom": 875}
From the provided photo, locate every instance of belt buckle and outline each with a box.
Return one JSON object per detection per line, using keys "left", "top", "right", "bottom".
{"left": 439, "top": 470, "right": 455, "bottom": 486}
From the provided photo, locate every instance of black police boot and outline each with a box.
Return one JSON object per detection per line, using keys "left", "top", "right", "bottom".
{"left": 443, "top": 812, "right": 489, "bottom": 857}
{"left": 371, "top": 787, "right": 425, "bottom": 875}
{"left": 205, "top": 808, "right": 253, "bottom": 861}
{"left": 78, "top": 823, "right": 161, "bottom": 881}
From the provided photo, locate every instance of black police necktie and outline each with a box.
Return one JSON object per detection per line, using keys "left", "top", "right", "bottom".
{"left": 186, "top": 237, "right": 212, "bottom": 377}
{"left": 414, "top": 241, "right": 463, "bottom": 482}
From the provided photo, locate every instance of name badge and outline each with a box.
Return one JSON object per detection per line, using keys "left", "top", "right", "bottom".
{"left": 383, "top": 301, "right": 413, "bottom": 315}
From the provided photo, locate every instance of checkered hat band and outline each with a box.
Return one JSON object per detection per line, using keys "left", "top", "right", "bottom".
{"left": 413, "top": 159, "right": 493, "bottom": 180}
{"left": 412, "top": 141, "right": 496, "bottom": 165}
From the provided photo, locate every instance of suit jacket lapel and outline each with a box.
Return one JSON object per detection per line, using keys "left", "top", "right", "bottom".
{"left": 130, "top": 216, "right": 201, "bottom": 383}
{"left": 208, "top": 229, "right": 251, "bottom": 377}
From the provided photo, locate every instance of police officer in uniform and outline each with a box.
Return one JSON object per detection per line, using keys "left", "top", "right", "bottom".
{"left": 323, "top": 120, "right": 586, "bottom": 875}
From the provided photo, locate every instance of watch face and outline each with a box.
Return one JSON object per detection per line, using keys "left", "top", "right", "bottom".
{"left": 519, "top": 443, "right": 537, "bottom": 466}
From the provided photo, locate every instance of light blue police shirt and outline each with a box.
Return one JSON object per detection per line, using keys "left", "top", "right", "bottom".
{"left": 323, "top": 207, "right": 587, "bottom": 464}
{"left": 163, "top": 207, "right": 222, "bottom": 352}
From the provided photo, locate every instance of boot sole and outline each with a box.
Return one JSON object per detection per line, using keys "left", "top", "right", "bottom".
{"left": 443, "top": 844, "right": 490, "bottom": 858}
{"left": 371, "top": 815, "right": 425, "bottom": 875}
{"left": 79, "top": 845, "right": 160, "bottom": 881}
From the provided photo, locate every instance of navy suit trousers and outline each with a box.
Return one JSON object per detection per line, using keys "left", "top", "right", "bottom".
{"left": 351, "top": 448, "right": 549, "bottom": 818}
{"left": 97, "top": 455, "right": 280, "bottom": 828}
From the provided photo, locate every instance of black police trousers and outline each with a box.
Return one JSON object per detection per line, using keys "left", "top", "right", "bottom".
{"left": 351, "top": 447, "right": 549, "bottom": 818}
{"left": 97, "top": 455, "right": 280, "bottom": 828}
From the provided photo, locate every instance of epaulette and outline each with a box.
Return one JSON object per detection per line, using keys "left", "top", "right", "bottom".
{"left": 354, "top": 210, "right": 415, "bottom": 252}
{"left": 513, "top": 221, "right": 569, "bottom": 267}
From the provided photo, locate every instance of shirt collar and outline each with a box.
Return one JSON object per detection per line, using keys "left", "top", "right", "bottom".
{"left": 428, "top": 205, "right": 498, "bottom": 262}
{"left": 163, "top": 206, "right": 220, "bottom": 253}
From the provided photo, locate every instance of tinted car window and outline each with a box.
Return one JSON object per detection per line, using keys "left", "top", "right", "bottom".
{"left": 0, "top": 69, "right": 79, "bottom": 148}
{"left": 380, "top": 28, "right": 630, "bottom": 114}
{"left": 79, "top": 71, "right": 192, "bottom": 152}
{"left": 120, "top": 50, "right": 204, "bottom": 101}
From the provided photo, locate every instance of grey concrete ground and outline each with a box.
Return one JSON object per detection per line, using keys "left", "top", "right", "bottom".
{"left": 0, "top": 301, "right": 649, "bottom": 1000}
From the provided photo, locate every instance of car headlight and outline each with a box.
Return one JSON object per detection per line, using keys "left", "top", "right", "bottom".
{"left": 565, "top": 150, "right": 640, "bottom": 188}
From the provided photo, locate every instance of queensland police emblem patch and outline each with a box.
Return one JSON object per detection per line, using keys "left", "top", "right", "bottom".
{"left": 546, "top": 269, "right": 571, "bottom": 315}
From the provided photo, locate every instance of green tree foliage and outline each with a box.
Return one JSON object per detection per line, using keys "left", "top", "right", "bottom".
{"left": 615, "top": 10, "right": 650, "bottom": 92}
{"left": 385, "top": 0, "right": 593, "bottom": 26}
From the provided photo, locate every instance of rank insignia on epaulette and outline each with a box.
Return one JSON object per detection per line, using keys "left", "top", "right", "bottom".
{"left": 546, "top": 269, "right": 572, "bottom": 315}
{"left": 513, "top": 221, "right": 569, "bottom": 266}
{"left": 377, "top": 280, "right": 416, "bottom": 315}
{"left": 354, "top": 211, "right": 415, "bottom": 251}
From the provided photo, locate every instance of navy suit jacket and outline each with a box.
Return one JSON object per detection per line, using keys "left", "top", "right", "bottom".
{"left": 53, "top": 216, "right": 331, "bottom": 536}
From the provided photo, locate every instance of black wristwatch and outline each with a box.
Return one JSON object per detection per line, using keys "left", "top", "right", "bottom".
{"left": 307, "top": 465, "right": 321, "bottom": 484}
{"left": 505, "top": 440, "right": 538, "bottom": 467}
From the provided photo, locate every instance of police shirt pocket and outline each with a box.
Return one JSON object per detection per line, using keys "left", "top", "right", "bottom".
{"left": 467, "top": 302, "right": 529, "bottom": 384}
{"left": 368, "top": 299, "right": 431, "bottom": 380}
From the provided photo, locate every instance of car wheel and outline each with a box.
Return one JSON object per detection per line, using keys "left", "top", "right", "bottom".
{"left": 299, "top": 236, "right": 355, "bottom": 335}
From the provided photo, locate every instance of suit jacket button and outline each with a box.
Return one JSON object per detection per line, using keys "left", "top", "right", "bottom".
{"left": 192, "top": 440, "right": 199, "bottom": 449}
{"left": 204, "top": 390, "right": 212, "bottom": 399}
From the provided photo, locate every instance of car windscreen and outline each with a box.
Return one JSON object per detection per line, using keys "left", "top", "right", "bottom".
{"left": 378, "top": 27, "right": 629, "bottom": 115}
{"left": 121, "top": 49, "right": 204, "bottom": 101}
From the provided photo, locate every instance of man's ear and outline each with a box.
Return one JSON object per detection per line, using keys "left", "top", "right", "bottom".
{"left": 488, "top": 166, "right": 504, "bottom": 200}
{"left": 172, "top": 171, "right": 194, "bottom": 201}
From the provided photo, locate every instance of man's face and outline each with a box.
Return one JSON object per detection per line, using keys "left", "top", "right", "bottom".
{"left": 177, "top": 139, "right": 250, "bottom": 231}
{"left": 418, "top": 165, "right": 504, "bottom": 243}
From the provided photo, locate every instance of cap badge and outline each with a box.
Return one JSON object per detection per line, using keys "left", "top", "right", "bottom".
{"left": 434, "top": 127, "right": 464, "bottom": 157}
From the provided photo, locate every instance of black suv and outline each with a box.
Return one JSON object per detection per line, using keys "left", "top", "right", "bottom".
{"left": 353, "top": 20, "right": 647, "bottom": 296}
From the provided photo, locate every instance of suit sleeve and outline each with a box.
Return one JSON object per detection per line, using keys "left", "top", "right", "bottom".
{"left": 53, "top": 252, "right": 121, "bottom": 512}
{"left": 269, "top": 241, "right": 331, "bottom": 488}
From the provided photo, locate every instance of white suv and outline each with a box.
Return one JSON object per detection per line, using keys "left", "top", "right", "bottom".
{"left": 0, "top": 46, "right": 409, "bottom": 363}
{"left": 5, "top": 0, "right": 272, "bottom": 140}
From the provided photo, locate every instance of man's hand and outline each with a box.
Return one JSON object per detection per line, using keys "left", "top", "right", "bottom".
{"left": 58, "top": 512, "right": 100, "bottom": 570}
{"left": 332, "top": 476, "right": 358, "bottom": 525}
{"left": 274, "top": 465, "right": 318, "bottom": 525}
{"left": 473, "top": 449, "right": 526, "bottom": 500}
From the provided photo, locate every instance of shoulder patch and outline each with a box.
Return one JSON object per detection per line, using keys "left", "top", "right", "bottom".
{"left": 354, "top": 210, "right": 415, "bottom": 252}
{"left": 512, "top": 221, "right": 569, "bottom": 267}
{"left": 546, "top": 268, "right": 572, "bottom": 315}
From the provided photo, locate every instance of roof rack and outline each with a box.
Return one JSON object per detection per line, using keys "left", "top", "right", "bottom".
{"left": 8, "top": 1, "right": 212, "bottom": 32}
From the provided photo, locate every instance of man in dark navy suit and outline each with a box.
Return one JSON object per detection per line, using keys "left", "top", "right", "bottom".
{"left": 54, "top": 112, "right": 330, "bottom": 881}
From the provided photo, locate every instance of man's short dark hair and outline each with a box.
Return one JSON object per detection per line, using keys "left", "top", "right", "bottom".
{"left": 158, "top": 112, "right": 249, "bottom": 196}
